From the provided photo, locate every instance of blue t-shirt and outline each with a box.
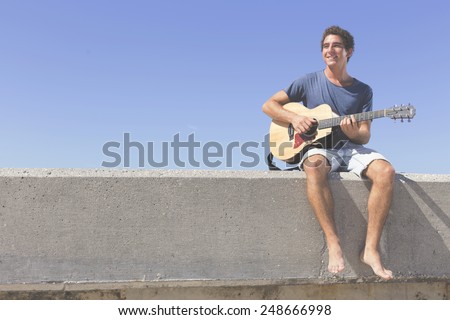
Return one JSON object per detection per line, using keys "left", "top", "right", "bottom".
{"left": 284, "top": 70, "right": 373, "bottom": 144}
{"left": 284, "top": 70, "right": 373, "bottom": 115}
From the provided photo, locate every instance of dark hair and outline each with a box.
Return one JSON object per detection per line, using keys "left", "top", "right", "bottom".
{"left": 321, "top": 26, "right": 355, "bottom": 61}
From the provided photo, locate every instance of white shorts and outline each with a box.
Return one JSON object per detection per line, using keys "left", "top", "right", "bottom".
{"left": 299, "top": 141, "right": 389, "bottom": 178}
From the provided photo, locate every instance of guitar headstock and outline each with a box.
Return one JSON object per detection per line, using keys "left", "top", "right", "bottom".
{"left": 387, "top": 104, "right": 416, "bottom": 121}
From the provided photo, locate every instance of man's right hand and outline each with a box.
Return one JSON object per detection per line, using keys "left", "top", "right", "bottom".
{"left": 262, "top": 90, "right": 317, "bottom": 135}
{"left": 291, "top": 114, "right": 317, "bottom": 134}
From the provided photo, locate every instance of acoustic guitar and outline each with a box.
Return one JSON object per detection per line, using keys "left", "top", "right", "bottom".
{"left": 269, "top": 103, "right": 416, "bottom": 162}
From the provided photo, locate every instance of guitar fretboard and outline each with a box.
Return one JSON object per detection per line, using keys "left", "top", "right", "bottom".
{"left": 318, "top": 110, "right": 386, "bottom": 129}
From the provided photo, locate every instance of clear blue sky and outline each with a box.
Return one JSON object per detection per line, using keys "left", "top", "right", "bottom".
{"left": 1, "top": 0, "right": 449, "bottom": 173}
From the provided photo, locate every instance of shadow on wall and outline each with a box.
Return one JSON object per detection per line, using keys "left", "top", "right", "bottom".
{"left": 388, "top": 175, "right": 450, "bottom": 277}
{"left": 328, "top": 173, "right": 450, "bottom": 278}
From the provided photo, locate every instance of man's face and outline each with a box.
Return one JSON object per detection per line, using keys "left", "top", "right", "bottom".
{"left": 322, "top": 34, "right": 353, "bottom": 67}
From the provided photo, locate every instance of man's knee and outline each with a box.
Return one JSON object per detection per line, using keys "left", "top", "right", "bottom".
{"left": 366, "top": 160, "right": 395, "bottom": 184}
{"left": 303, "top": 155, "right": 330, "bottom": 178}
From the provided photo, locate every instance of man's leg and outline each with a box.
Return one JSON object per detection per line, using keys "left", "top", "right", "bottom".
{"left": 303, "top": 154, "right": 345, "bottom": 274}
{"left": 361, "top": 159, "right": 395, "bottom": 280}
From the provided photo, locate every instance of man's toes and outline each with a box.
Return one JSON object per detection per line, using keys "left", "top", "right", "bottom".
{"left": 374, "top": 267, "right": 393, "bottom": 280}
{"left": 382, "top": 269, "right": 393, "bottom": 280}
{"left": 328, "top": 263, "right": 345, "bottom": 274}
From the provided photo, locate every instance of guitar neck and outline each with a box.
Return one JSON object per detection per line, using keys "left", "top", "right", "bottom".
{"left": 318, "top": 109, "right": 386, "bottom": 129}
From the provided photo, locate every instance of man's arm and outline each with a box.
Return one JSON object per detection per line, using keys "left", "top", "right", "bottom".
{"left": 262, "top": 90, "right": 317, "bottom": 134}
{"left": 340, "top": 115, "right": 371, "bottom": 144}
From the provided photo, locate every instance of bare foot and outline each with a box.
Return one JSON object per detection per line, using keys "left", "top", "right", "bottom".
{"left": 328, "top": 245, "right": 345, "bottom": 274}
{"left": 360, "top": 247, "right": 393, "bottom": 280}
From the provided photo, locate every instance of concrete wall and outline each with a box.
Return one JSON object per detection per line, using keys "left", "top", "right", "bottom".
{"left": 0, "top": 169, "right": 449, "bottom": 298}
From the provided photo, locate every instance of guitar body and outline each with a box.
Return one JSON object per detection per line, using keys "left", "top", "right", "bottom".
{"left": 269, "top": 103, "right": 336, "bottom": 162}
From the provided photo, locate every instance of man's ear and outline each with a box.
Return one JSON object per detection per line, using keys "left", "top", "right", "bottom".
{"left": 346, "top": 48, "right": 354, "bottom": 60}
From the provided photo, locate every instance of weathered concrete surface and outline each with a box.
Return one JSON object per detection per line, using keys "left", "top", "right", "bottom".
{"left": 0, "top": 279, "right": 448, "bottom": 300}
{"left": 0, "top": 169, "right": 449, "bottom": 298}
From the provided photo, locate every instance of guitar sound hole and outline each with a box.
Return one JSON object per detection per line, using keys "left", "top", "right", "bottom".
{"left": 288, "top": 124, "right": 295, "bottom": 140}
{"left": 303, "top": 122, "right": 318, "bottom": 138}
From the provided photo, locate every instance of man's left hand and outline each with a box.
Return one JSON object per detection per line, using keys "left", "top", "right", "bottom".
{"left": 340, "top": 115, "right": 360, "bottom": 139}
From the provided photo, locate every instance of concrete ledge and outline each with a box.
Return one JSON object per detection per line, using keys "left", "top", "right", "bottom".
{"left": 0, "top": 169, "right": 449, "bottom": 298}
{"left": 0, "top": 279, "right": 448, "bottom": 300}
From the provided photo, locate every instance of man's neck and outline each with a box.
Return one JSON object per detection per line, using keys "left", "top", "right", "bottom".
{"left": 324, "top": 66, "right": 353, "bottom": 87}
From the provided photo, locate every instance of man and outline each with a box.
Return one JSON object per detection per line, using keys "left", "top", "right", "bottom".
{"left": 262, "top": 26, "right": 395, "bottom": 280}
